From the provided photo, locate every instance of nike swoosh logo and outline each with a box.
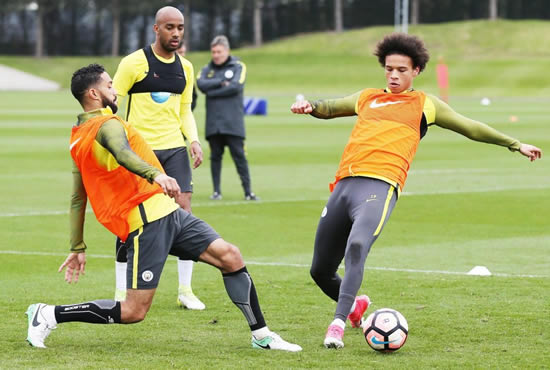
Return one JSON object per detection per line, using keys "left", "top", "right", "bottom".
{"left": 254, "top": 341, "right": 270, "bottom": 349}
{"left": 369, "top": 99, "right": 404, "bottom": 109}
{"left": 371, "top": 336, "right": 399, "bottom": 345}
{"left": 366, "top": 199, "right": 378, "bottom": 202}
{"left": 32, "top": 305, "right": 42, "bottom": 327}
{"left": 69, "top": 138, "right": 81, "bottom": 150}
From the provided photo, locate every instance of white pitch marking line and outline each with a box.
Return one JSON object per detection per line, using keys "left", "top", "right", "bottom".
{"left": 0, "top": 210, "right": 70, "bottom": 217}
{"left": 3, "top": 182, "right": 550, "bottom": 218}
{"left": 0, "top": 250, "right": 547, "bottom": 279}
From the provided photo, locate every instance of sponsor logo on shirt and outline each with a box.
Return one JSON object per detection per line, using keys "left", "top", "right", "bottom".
{"left": 369, "top": 99, "right": 404, "bottom": 109}
{"left": 150, "top": 92, "right": 171, "bottom": 103}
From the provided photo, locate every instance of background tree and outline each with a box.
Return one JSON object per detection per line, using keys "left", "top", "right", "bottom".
{"left": 334, "top": 0, "right": 343, "bottom": 32}
{"left": 183, "top": 0, "right": 192, "bottom": 50}
{"left": 489, "top": 0, "right": 498, "bottom": 20}
{"left": 411, "top": 0, "right": 419, "bottom": 24}
{"left": 34, "top": 0, "right": 55, "bottom": 57}
{"left": 2, "top": 0, "right": 550, "bottom": 56}
{"left": 254, "top": 0, "right": 263, "bottom": 46}
{"left": 111, "top": 0, "right": 120, "bottom": 56}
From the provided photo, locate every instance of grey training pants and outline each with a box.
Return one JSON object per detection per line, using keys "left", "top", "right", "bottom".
{"left": 310, "top": 177, "right": 398, "bottom": 321}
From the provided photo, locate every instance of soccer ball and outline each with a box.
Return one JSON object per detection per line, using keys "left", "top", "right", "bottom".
{"left": 363, "top": 308, "right": 408, "bottom": 352}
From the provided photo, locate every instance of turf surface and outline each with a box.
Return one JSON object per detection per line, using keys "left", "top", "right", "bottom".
{"left": 1, "top": 20, "right": 549, "bottom": 368}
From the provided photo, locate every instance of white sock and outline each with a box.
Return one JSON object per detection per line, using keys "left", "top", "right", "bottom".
{"left": 331, "top": 318, "right": 346, "bottom": 329}
{"left": 115, "top": 261, "right": 127, "bottom": 291}
{"left": 42, "top": 304, "right": 57, "bottom": 326}
{"left": 251, "top": 326, "right": 271, "bottom": 340}
{"left": 177, "top": 259, "right": 194, "bottom": 289}
{"left": 349, "top": 301, "right": 356, "bottom": 314}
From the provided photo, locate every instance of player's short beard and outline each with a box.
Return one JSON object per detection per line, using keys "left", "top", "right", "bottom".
{"left": 102, "top": 95, "right": 118, "bottom": 114}
{"left": 161, "top": 38, "right": 178, "bottom": 52}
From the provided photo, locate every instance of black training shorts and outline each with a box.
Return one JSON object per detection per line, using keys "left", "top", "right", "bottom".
{"left": 154, "top": 147, "right": 193, "bottom": 193}
{"left": 125, "top": 208, "right": 220, "bottom": 289}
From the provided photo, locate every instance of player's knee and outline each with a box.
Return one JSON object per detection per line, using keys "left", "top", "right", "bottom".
{"left": 134, "top": 307, "right": 149, "bottom": 322}
{"left": 121, "top": 303, "right": 150, "bottom": 323}
{"left": 221, "top": 243, "right": 244, "bottom": 271}
{"left": 125, "top": 310, "right": 148, "bottom": 323}
{"left": 310, "top": 266, "right": 327, "bottom": 285}
{"left": 346, "top": 240, "right": 368, "bottom": 266}
{"left": 176, "top": 193, "right": 192, "bottom": 212}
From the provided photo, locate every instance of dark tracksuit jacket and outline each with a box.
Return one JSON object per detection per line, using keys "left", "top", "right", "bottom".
{"left": 196, "top": 55, "right": 246, "bottom": 139}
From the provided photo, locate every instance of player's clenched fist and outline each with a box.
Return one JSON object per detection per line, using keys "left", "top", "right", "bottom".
{"left": 291, "top": 100, "right": 313, "bottom": 114}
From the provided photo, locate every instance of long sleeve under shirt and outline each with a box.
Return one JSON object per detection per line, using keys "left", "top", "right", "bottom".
{"left": 69, "top": 108, "right": 168, "bottom": 252}
{"left": 310, "top": 91, "right": 521, "bottom": 151}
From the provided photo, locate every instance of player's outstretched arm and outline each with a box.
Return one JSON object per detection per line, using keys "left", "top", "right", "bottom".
{"left": 290, "top": 91, "right": 361, "bottom": 119}
{"left": 430, "top": 94, "right": 542, "bottom": 161}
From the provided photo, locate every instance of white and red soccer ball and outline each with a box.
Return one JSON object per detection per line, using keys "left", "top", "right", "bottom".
{"left": 363, "top": 308, "right": 408, "bottom": 352}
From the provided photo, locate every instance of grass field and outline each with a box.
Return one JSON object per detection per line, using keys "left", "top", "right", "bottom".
{"left": 1, "top": 20, "right": 550, "bottom": 368}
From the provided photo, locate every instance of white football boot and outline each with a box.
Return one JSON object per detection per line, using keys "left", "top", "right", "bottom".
{"left": 177, "top": 287, "right": 206, "bottom": 310}
{"left": 252, "top": 331, "right": 302, "bottom": 352}
{"left": 26, "top": 303, "right": 56, "bottom": 348}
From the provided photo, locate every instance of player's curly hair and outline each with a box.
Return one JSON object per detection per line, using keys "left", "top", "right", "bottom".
{"left": 374, "top": 33, "right": 430, "bottom": 73}
{"left": 71, "top": 63, "right": 105, "bottom": 103}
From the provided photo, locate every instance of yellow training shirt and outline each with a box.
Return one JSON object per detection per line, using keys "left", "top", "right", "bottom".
{"left": 113, "top": 45, "right": 199, "bottom": 150}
